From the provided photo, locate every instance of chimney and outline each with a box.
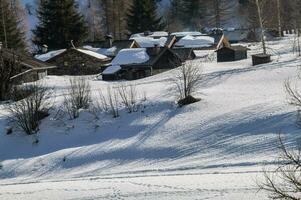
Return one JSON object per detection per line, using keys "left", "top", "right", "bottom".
{"left": 105, "top": 34, "right": 113, "bottom": 48}
{"left": 42, "top": 44, "right": 48, "bottom": 53}
{"left": 153, "top": 43, "right": 160, "bottom": 55}
{"left": 144, "top": 31, "right": 152, "bottom": 37}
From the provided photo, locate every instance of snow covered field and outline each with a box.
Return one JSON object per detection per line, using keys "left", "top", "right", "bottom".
{"left": 0, "top": 36, "right": 300, "bottom": 199}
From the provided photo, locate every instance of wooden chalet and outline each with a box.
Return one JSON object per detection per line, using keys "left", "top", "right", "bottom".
{"left": 35, "top": 48, "right": 111, "bottom": 75}
{"left": 102, "top": 46, "right": 181, "bottom": 81}
{"left": 84, "top": 35, "right": 140, "bottom": 57}
{"left": 1, "top": 48, "right": 56, "bottom": 84}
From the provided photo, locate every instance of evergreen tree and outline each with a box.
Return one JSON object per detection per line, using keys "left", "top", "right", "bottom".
{"left": 181, "top": 0, "right": 206, "bottom": 30}
{"left": 127, "top": 0, "right": 165, "bottom": 34}
{"left": 167, "top": 0, "right": 185, "bottom": 31}
{"left": 0, "top": 0, "right": 25, "bottom": 50}
{"left": 33, "top": 0, "right": 88, "bottom": 52}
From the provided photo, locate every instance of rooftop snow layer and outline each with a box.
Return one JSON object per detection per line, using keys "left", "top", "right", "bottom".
{"left": 175, "top": 35, "right": 215, "bottom": 48}
{"left": 112, "top": 48, "right": 150, "bottom": 65}
{"left": 35, "top": 49, "right": 66, "bottom": 61}
{"left": 83, "top": 45, "right": 117, "bottom": 57}
{"left": 102, "top": 65, "right": 121, "bottom": 75}
{"left": 171, "top": 31, "right": 203, "bottom": 37}
{"left": 133, "top": 37, "right": 168, "bottom": 48}
{"left": 35, "top": 48, "right": 108, "bottom": 62}
{"left": 130, "top": 31, "right": 169, "bottom": 39}
{"left": 76, "top": 49, "right": 108, "bottom": 60}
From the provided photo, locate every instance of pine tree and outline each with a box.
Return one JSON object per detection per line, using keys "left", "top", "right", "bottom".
{"left": 127, "top": 0, "right": 165, "bottom": 34}
{"left": 33, "top": 0, "right": 88, "bottom": 52}
{"left": 206, "top": 0, "right": 237, "bottom": 28}
{"left": 0, "top": 0, "right": 25, "bottom": 50}
{"left": 167, "top": 0, "right": 185, "bottom": 32}
{"left": 181, "top": 0, "right": 206, "bottom": 30}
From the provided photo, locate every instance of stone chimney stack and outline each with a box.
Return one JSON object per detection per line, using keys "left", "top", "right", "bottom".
{"left": 153, "top": 43, "right": 160, "bottom": 55}
{"left": 105, "top": 34, "right": 113, "bottom": 48}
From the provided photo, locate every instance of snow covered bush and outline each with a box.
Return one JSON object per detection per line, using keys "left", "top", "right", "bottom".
{"left": 173, "top": 61, "right": 203, "bottom": 106}
{"left": 64, "top": 77, "right": 91, "bottom": 119}
{"left": 117, "top": 84, "right": 139, "bottom": 113}
{"left": 8, "top": 83, "right": 52, "bottom": 135}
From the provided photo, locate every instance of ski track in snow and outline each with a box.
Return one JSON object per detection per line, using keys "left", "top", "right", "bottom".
{"left": 0, "top": 36, "right": 300, "bottom": 199}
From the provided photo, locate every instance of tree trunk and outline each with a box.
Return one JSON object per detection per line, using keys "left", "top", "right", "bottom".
{"left": 277, "top": 0, "right": 282, "bottom": 37}
{"left": 255, "top": 0, "right": 267, "bottom": 54}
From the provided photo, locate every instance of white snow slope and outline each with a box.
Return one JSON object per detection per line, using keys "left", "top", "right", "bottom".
{"left": 0, "top": 36, "right": 300, "bottom": 199}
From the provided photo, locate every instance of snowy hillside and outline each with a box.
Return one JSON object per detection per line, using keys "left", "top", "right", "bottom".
{"left": 0, "top": 35, "right": 300, "bottom": 199}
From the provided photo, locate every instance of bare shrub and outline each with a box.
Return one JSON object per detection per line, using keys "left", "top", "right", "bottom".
{"left": 8, "top": 83, "right": 52, "bottom": 135}
{"left": 258, "top": 135, "right": 301, "bottom": 200}
{"left": 64, "top": 77, "right": 91, "bottom": 119}
{"left": 172, "top": 61, "right": 203, "bottom": 106}
{"left": 117, "top": 84, "right": 139, "bottom": 113}
{"left": 284, "top": 79, "right": 301, "bottom": 126}
{"left": 96, "top": 86, "right": 119, "bottom": 118}
{"left": 107, "top": 86, "right": 119, "bottom": 118}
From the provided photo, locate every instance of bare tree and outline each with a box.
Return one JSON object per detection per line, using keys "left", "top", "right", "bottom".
{"left": 259, "top": 135, "right": 301, "bottom": 200}
{"left": 63, "top": 77, "right": 91, "bottom": 119}
{"left": 8, "top": 83, "right": 52, "bottom": 135}
{"left": 254, "top": 0, "right": 267, "bottom": 54}
{"left": 172, "top": 61, "right": 202, "bottom": 106}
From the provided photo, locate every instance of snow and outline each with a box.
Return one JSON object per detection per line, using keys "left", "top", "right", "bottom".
{"left": 35, "top": 49, "right": 66, "bottom": 61}
{"left": 112, "top": 48, "right": 150, "bottom": 65}
{"left": 76, "top": 49, "right": 108, "bottom": 60}
{"left": 83, "top": 45, "right": 117, "bottom": 57}
{"left": 170, "top": 31, "right": 204, "bottom": 37}
{"left": 102, "top": 65, "right": 121, "bottom": 75}
{"left": 132, "top": 37, "right": 168, "bottom": 48}
{"left": 130, "top": 31, "right": 169, "bottom": 39}
{"left": 175, "top": 35, "right": 215, "bottom": 48}
{"left": 0, "top": 35, "right": 300, "bottom": 199}
{"left": 35, "top": 49, "right": 108, "bottom": 62}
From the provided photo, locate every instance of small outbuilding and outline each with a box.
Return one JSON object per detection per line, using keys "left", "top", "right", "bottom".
{"left": 216, "top": 45, "right": 248, "bottom": 62}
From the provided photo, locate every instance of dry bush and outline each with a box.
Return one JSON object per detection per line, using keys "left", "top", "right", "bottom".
{"left": 285, "top": 79, "right": 301, "bottom": 126}
{"left": 64, "top": 77, "right": 91, "bottom": 119}
{"left": 172, "top": 61, "right": 203, "bottom": 106}
{"left": 96, "top": 86, "right": 119, "bottom": 118}
{"left": 8, "top": 83, "right": 52, "bottom": 135}
{"left": 259, "top": 135, "right": 301, "bottom": 200}
{"left": 117, "top": 84, "right": 139, "bottom": 113}
{"left": 107, "top": 86, "right": 119, "bottom": 118}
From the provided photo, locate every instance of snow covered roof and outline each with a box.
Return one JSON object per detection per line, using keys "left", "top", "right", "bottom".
{"left": 130, "top": 31, "right": 169, "bottom": 39}
{"left": 76, "top": 49, "right": 108, "bottom": 60}
{"left": 175, "top": 35, "right": 215, "bottom": 48}
{"left": 35, "top": 48, "right": 109, "bottom": 62}
{"left": 171, "top": 31, "right": 203, "bottom": 37}
{"left": 112, "top": 48, "right": 150, "bottom": 65}
{"left": 83, "top": 45, "right": 118, "bottom": 57}
{"left": 132, "top": 37, "right": 168, "bottom": 48}
{"left": 102, "top": 65, "right": 121, "bottom": 75}
{"left": 35, "top": 49, "right": 66, "bottom": 62}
